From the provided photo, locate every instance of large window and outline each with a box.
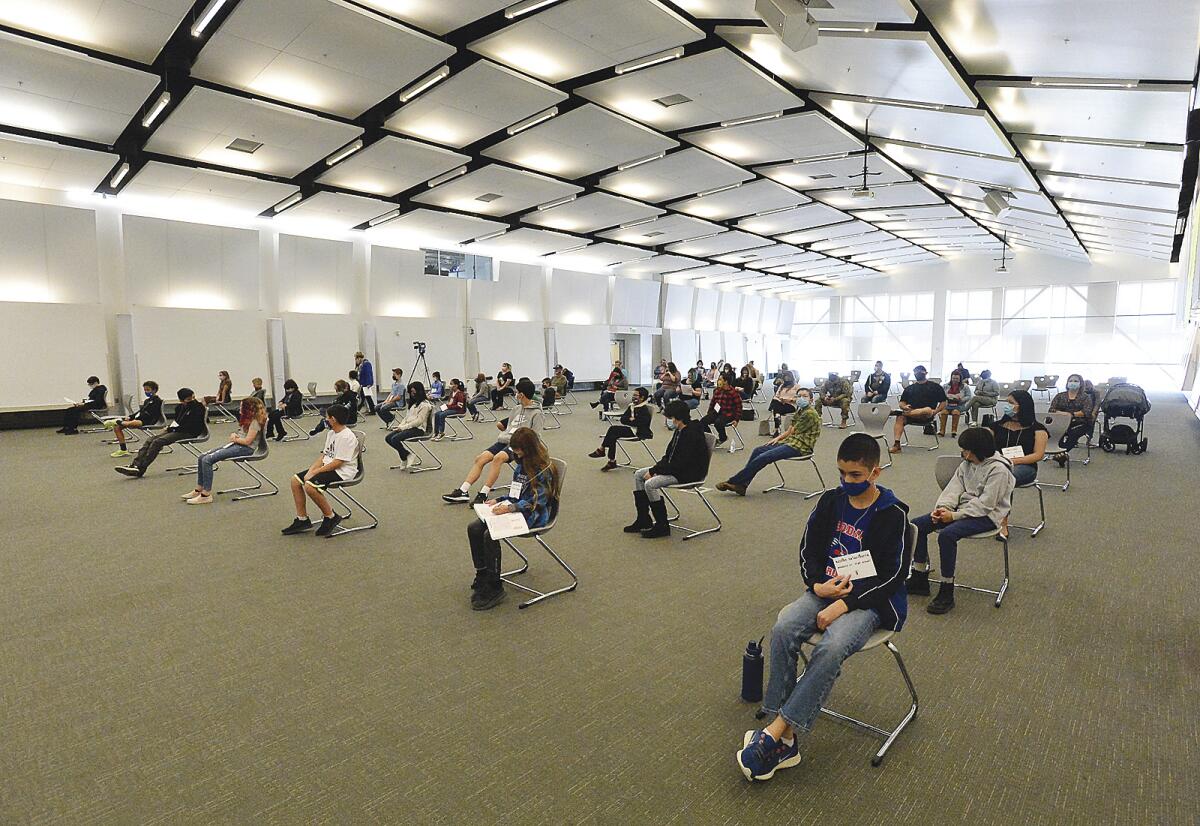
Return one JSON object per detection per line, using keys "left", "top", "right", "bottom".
{"left": 790, "top": 293, "right": 934, "bottom": 382}
{"left": 422, "top": 249, "right": 493, "bottom": 280}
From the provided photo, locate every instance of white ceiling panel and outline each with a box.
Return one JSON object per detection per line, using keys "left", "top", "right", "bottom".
{"left": 483, "top": 104, "right": 678, "bottom": 179}
{"left": 1066, "top": 214, "right": 1174, "bottom": 238}
{"left": 385, "top": 60, "right": 567, "bottom": 149}
{"left": 852, "top": 204, "right": 963, "bottom": 221}
{"left": 0, "top": 133, "right": 117, "bottom": 192}
{"left": 876, "top": 139, "right": 1039, "bottom": 190}
{"left": 736, "top": 202, "right": 850, "bottom": 234}
{"left": 0, "top": 0, "right": 193, "bottom": 62}
{"left": 812, "top": 230, "right": 895, "bottom": 251}
{"left": 978, "top": 82, "right": 1191, "bottom": 145}
{"left": 145, "top": 87, "right": 363, "bottom": 177}
{"left": 1057, "top": 198, "right": 1177, "bottom": 227}
{"left": 662, "top": 0, "right": 756, "bottom": 16}
{"left": 667, "top": 230, "right": 773, "bottom": 257}
{"left": 413, "top": 164, "right": 582, "bottom": 216}
{"left": 599, "top": 147, "right": 753, "bottom": 202}
{"left": 811, "top": 181, "right": 942, "bottom": 209}
{"left": 1039, "top": 172, "right": 1180, "bottom": 212}
{"left": 192, "top": 0, "right": 453, "bottom": 118}
{"left": 780, "top": 220, "right": 876, "bottom": 245}
{"left": 356, "top": 0, "right": 511, "bottom": 35}
{"left": 721, "top": 28, "right": 977, "bottom": 107}
{"left": 369, "top": 208, "right": 507, "bottom": 247}
{"left": 814, "top": 93, "right": 1014, "bottom": 156}
{"left": 714, "top": 243, "right": 805, "bottom": 264}
{"left": 121, "top": 162, "right": 297, "bottom": 214}
{"left": 613, "top": 253, "right": 705, "bottom": 274}
{"left": 576, "top": 47, "right": 802, "bottom": 131}
{"left": 671, "top": 179, "right": 808, "bottom": 220}
{"left": 277, "top": 191, "right": 395, "bottom": 227}
{"left": 747, "top": 251, "right": 824, "bottom": 269}
{"left": 758, "top": 153, "right": 910, "bottom": 191}
{"left": 524, "top": 193, "right": 664, "bottom": 234}
{"left": 1015, "top": 135, "right": 1185, "bottom": 185}
{"left": 599, "top": 214, "right": 723, "bottom": 245}
{"left": 548, "top": 242, "right": 656, "bottom": 268}
{"left": 0, "top": 32, "right": 158, "bottom": 143}
{"left": 920, "top": 0, "right": 1200, "bottom": 80}
{"left": 683, "top": 111, "right": 860, "bottom": 165}
{"left": 466, "top": 227, "right": 589, "bottom": 257}
{"left": 935, "top": 180, "right": 1057, "bottom": 213}
{"left": 469, "top": 0, "right": 703, "bottom": 84}
{"left": 317, "top": 136, "right": 468, "bottom": 196}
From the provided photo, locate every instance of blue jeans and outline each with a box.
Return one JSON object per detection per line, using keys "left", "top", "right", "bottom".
{"left": 377, "top": 400, "right": 403, "bottom": 425}
{"left": 728, "top": 443, "right": 803, "bottom": 488}
{"left": 764, "top": 590, "right": 880, "bottom": 734}
{"left": 1012, "top": 463, "right": 1037, "bottom": 486}
{"left": 433, "top": 409, "right": 459, "bottom": 435}
{"left": 197, "top": 442, "right": 252, "bottom": 491}
{"left": 865, "top": 394, "right": 887, "bottom": 403}
{"left": 912, "top": 512, "right": 996, "bottom": 578}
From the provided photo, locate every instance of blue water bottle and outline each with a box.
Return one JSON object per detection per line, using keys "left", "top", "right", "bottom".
{"left": 741, "top": 637, "right": 764, "bottom": 703}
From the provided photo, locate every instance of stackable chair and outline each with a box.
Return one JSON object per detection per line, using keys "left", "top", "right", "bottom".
{"left": 81, "top": 398, "right": 117, "bottom": 434}
{"left": 541, "top": 389, "right": 562, "bottom": 430}
{"left": 933, "top": 456, "right": 1010, "bottom": 606}
{"left": 1032, "top": 375, "right": 1059, "bottom": 400}
{"left": 725, "top": 419, "right": 746, "bottom": 453}
{"left": 612, "top": 430, "right": 657, "bottom": 469}
{"left": 1010, "top": 473, "right": 1046, "bottom": 537}
{"left": 216, "top": 438, "right": 278, "bottom": 501}
{"left": 1039, "top": 411, "right": 1074, "bottom": 492}
{"left": 209, "top": 399, "right": 237, "bottom": 423}
{"left": 764, "top": 452, "right": 826, "bottom": 499}
{"left": 821, "top": 400, "right": 856, "bottom": 429}
{"left": 900, "top": 415, "right": 940, "bottom": 452}
{"left": 1012, "top": 379, "right": 1032, "bottom": 393}
{"left": 390, "top": 410, "right": 442, "bottom": 474}
{"left": 302, "top": 383, "right": 322, "bottom": 417}
{"left": 856, "top": 403, "right": 895, "bottom": 470}
{"left": 499, "top": 458, "right": 578, "bottom": 609}
{"left": 790, "top": 522, "right": 920, "bottom": 767}
{"left": 442, "top": 410, "right": 475, "bottom": 441}
{"left": 324, "top": 430, "right": 378, "bottom": 537}
{"left": 598, "top": 389, "right": 634, "bottom": 422}
{"left": 661, "top": 433, "right": 722, "bottom": 541}
{"left": 164, "top": 423, "right": 212, "bottom": 474}
{"left": 100, "top": 395, "right": 165, "bottom": 446}
{"left": 848, "top": 369, "right": 862, "bottom": 394}
{"left": 281, "top": 411, "right": 311, "bottom": 442}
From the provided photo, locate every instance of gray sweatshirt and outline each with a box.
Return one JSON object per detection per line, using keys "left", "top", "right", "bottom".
{"left": 975, "top": 378, "right": 1001, "bottom": 400}
{"left": 935, "top": 454, "right": 1015, "bottom": 527}
{"left": 498, "top": 404, "right": 543, "bottom": 444}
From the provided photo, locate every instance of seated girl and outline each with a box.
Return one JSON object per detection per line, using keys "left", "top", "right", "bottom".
{"left": 588, "top": 386, "right": 652, "bottom": 471}
{"left": 432, "top": 379, "right": 467, "bottom": 441}
{"left": 183, "top": 397, "right": 266, "bottom": 505}
{"left": 386, "top": 382, "right": 435, "bottom": 470}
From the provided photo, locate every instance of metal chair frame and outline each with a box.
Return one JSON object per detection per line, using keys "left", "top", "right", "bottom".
{"left": 442, "top": 412, "right": 474, "bottom": 442}
{"left": 164, "top": 427, "right": 212, "bottom": 473}
{"left": 1038, "top": 411, "right": 1074, "bottom": 492}
{"left": 217, "top": 440, "right": 278, "bottom": 501}
{"left": 764, "top": 454, "right": 826, "bottom": 499}
{"left": 613, "top": 435, "right": 657, "bottom": 469}
{"left": 932, "top": 456, "right": 1011, "bottom": 606}
{"left": 500, "top": 458, "right": 577, "bottom": 609}
{"left": 661, "top": 434, "right": 721, "bottom": 541}
{"left": 325, "top": 430, "right": 379, "bottom": 537}
{"left": 856, "top": 403, "right": 895, "bottom": 470}
{"left": 391, "top": 412, "right": 441, "bottom": 474}
{"left": 1010, "top": 481, "right": 1046, "bottom": 537}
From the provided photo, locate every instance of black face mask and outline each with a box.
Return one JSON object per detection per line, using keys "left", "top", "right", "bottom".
{"left": 915, "top": 372, "right": 927, "bottom": 381}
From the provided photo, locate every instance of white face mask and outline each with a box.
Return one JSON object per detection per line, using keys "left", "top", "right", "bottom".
{"left": 1067, "top": 380, "right": 1081, "bottom": 391}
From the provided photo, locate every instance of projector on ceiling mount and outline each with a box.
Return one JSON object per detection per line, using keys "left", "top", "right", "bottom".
{"left": 982, "top": 188, "right": 1013, "bottom": 217}
{"left": 755, "top": 0, "right": 832, "bottom": 52}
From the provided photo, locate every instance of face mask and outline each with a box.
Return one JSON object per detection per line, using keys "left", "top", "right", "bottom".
{"left": 914, "top": 372, "right": 927, "bottom": 381}
{"left": 840, "top": 479, "right": 872, "bottom": 496}
{"left": 1067, "top": 380, "right": 1080, "bottom": 391}
{"left": 874, "top": 367, "right": 882, "bottom": 374}
{"left": 796, "top": 397, "right": 811, "bottom": 409}
{"left": 145, "top": 391, "right": 153, "bottom": 397}
{"left": 666, "top": 419, "right": 677, "bottom": 431}
{"left": 998, "top": 402, "right": 1014, "bottom": 418}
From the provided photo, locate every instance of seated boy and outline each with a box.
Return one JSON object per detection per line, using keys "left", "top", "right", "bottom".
{"left": 624, "top": 400, "right": 711, "bottom": 539}
{"left": 907, "top": 427, "right": 1014, "bottom": 614}
{"left": 250, "top": 377, "right": 266, "bottom": 402}
{"left": 814, "top": 372, "right": 853, "bottom": 428}
{"left": 115, "top": 388, "right": 206, "bottom": 477}
{"left": 890, "top": 366, "right": 947, "bottom": 453}
{"left": 442, "top": 378, "right": 543, "bottom": 505}
{"left": 717, "top": 388, "right": 819, "bottom": 496}
{"left": 281, "top": 405, "right": 360, "bottom": 537}
{"left": 108, "top": 380, "right": 164, "bottom": 457}
{"left": 737, "top": 433, "right": 910, "bottom": 781}
{"left": 59, "top": 376, "right": 108, "bottom": 435}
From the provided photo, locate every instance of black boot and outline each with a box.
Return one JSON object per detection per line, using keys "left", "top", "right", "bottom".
{"left": 472, "top": 564, "right": 506, "bottom": 610}
{"left": 907, "top": 568, "right": 930, "bottom": 596}
{"left": 641, "top": 499, "right": 671, "bottom": 538}
{"left": 927, "top": 581, "right": 955, "bottom": 614}
{"left": 624, "top": 490, "right": 653, "bottom": 533}
{"left": 470, "top": 568, "right": 487, "bottom": 593}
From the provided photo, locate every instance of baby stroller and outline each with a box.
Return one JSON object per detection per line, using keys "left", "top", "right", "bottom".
{"left": 1098, "top": 383, "right": 1151, "bottom": 454}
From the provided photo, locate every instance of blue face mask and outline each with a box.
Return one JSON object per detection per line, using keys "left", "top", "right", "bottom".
{"left": 796, "top": 397, "right": 811, "bottom": 409}
{"left": 840, "top": 478, "right": 872, "bottom": 496}
{"left": 145, "top": 391, "right": 154, "bottom": 397}
{"left": 666, "top": 419, "right": 677, "bottom": 431}
{"left": 998, "top": 402, "right": 1014, "bottom": 419}
{"left": 1067, "top": 380, "right": 1081, "bottom": 391}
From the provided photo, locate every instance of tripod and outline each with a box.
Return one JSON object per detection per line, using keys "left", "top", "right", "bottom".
{"left": 410, "top": 348, "right": 432, "bottom": 389}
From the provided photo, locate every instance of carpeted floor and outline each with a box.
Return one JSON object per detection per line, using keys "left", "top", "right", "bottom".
{"left": 2, "top": 393, "right": 1198, "bottom": 825}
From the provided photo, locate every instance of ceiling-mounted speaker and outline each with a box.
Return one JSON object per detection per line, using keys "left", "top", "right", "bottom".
{"left": 755, "top": 0, "right": 830, "bottom": 52}
{"left": 982, "top": 188, "right": 1013, "bottom": 217}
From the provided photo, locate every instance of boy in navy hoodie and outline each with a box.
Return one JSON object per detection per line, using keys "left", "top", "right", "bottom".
{"left": 737, "top": 433, "right": 911, "bottom": 781}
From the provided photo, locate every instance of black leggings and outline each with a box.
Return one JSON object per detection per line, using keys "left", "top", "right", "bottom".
{"left": 266, "top": 409, "right": 288, "bottom": 439}
{"left": 1060, "top": 421, "right": 1093, "bottom": 450}
{"left": 700, "top": 412, "right": 733, "bottom": 440}
{"left": 601, "top": 425, "right": 635, "bottom": 459}
{"left": 490, "top": 387, "right": 514, "bottom": 409}
{"left": 468, "top": 519, "right": 502, "bottom": 585}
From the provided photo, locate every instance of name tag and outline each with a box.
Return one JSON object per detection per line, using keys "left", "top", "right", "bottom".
{"left": 508, "top": 481, "right": 523, "bottom": 499}
{"left": 440, "top": 404, "right": 448, "bottom": 411}
{"left": 713, "top": 403, "right": 721, "bottom": 412}
{"left": 833, "top": 551, "right": 877, "bottom": 581}
{"left": 1001, "top": 445, "right": 1025, "bottom": 459}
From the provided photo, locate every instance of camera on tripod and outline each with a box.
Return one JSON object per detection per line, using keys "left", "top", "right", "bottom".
{"left": 413, "top": 340, "right": 426, "bottom": 354}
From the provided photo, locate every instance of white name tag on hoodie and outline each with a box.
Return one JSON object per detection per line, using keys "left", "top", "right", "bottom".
{"left": 1001, "top": 445, "right": 1025, "bottom": 459}
{"left": 833, "top": 551, "right": 877, "bottom": 580}
{"left": 508, "top": 481, "right": 523, "bottom": 499}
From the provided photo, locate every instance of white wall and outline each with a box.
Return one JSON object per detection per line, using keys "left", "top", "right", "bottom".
{"left": 663, "top": 283, "right": 695, "bottom": 329}
{"left": 370, "top": 245, "right": 466, "bottom": 319}
{"left": 717, "top": 291, "right": 742, "bottom": 332}
{"left": 124, "top": 214, "right": 259, "bottom": 310}
{"left": 694, "top": 288, "right": 719, "bottom": 330}
{"left": 612, "top": 277, "right": 660, "bottom": 328}
{"left": 0, "top": 199, "right": 98, "bottom": 304}
{"left": 0, "top": 302, "right": 109, "bottom": 408}
{"left": 548, "top": 268, "right": 609, "bottom": 325}
{"left": 470, "top": 261, "right": 545, "bottom": 322}
{"left": 278, "top": 234, "right": 355, "bottom": 315}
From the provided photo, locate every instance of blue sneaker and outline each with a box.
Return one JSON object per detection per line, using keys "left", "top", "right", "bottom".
{"left": 737, "top": 729, "right": 801, "bottom": 781}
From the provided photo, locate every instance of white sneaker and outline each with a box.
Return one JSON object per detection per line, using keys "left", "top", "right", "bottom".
{"left": 181, "top": 490, "right": 202, "bottom": 500}
{"left": 186, "top": 494, "right": 213, "bottom": 505}
{"left": 404, "top": 456, "right": 415, "bottom": 471}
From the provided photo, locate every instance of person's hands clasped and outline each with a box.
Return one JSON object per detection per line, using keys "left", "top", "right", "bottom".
{"left": 813, "top": 574, "right": 853, "bottom": 599}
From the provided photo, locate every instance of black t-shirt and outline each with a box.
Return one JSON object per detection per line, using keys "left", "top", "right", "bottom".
{"left": 991, "top": 419, "right": 1048, "bottom": 457}
{"left": 86, "top": 384, "right": 108, "bottom": 409}
{"left": 900, "top": 381, "right": 947, "bottom": 410}
{"left": 497, "top": 371, "right": 514, "bottom": 389}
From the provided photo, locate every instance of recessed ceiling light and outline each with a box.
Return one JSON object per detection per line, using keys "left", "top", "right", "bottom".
{"left": 226, "top": 138, "right": 263, "bottom": 154}
{"left": 475, "top": 193, "right": 503, "bottom": 203}
{"left": 653, "top": 94, "right": 692, "bottom": 108}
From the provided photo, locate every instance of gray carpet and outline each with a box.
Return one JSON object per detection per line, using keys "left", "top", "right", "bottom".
{"left": 2, "top": 394, "right": 1198, "bottom": 824}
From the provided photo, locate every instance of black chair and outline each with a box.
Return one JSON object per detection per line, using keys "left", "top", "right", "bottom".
{"left": 216, "top": 437, "right": 278, "bottom": 501}
{"left": 499, "top": 458, "right": 577, "bottom": 609}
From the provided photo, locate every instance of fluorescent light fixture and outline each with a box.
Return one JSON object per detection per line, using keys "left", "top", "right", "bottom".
{"left": 271, "top": 192, "right": 304, "bottom": 213}
{"left": 397, "top": 65, "right": 450, "bottom": 103}
{"left": 683, "top": 232, "right": 722, "bottom": 242}
{"left": 754, "top": 205, "right": 799, "bottom": 217}
{"left": 1176, "top": 217, "right": 1187, "bottom": 234}
{"left": 325, "top": 138, "right": 364, "bottom": 166}
{"left": 427, "top": 166, "right": 467, "bottom": 187}
{"left": 615, "top": 47, "right": 685, "bottom": 75}
{"left": 109, "top": 162, "right": 130, "bottom": 187}
{"left": 544, "top": 242, "right": 590, "bottom": 255}
{"left": 472, "top": 229, "right": 508, "bottom": 242}
{"left": 368, "top": 209, "right": 401, "bottom": 227}
{"left": 620, "top": 217, "right": 658, "bottom": 229}
{"left": 190, "top": 0, "right": 228, "bottom": 37}
{"left": 792, "top": 152, "right": 850, "bottom": 164}
{"left": 819, "top": 24, "right": 876, "bottom": 32}
{"left": 141, "top": 91, "right": 171, "bottom": 128}
{"left": 1031, "top": 77, "right": 1138, "bottom": 88}
{"left": 617, "top": 151, "right": 666, "bottom": 171}
{"left": 505, "top": 0, "right": 562, "bottom": 18}
{"left": 536, "top": 194, "right": 576, "bottom": 211}
{"left": 1059, "top": 136, "right": 1146, "bottom": 148}
{"left": 720, "top": 110, "right": 783, "bottom": 128}
{"left": 695, "top": 182, "right": 741, "bottom": 198}
{"left": 507, "top": 106, "right": 558, "bottom": 135}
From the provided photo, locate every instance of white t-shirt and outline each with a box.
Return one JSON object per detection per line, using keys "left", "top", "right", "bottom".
{"left": 321, "top": 428, "right": 359, "bottom": 481}
{"left": 349, "top": 379, "right": 361, "bottom": 393}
